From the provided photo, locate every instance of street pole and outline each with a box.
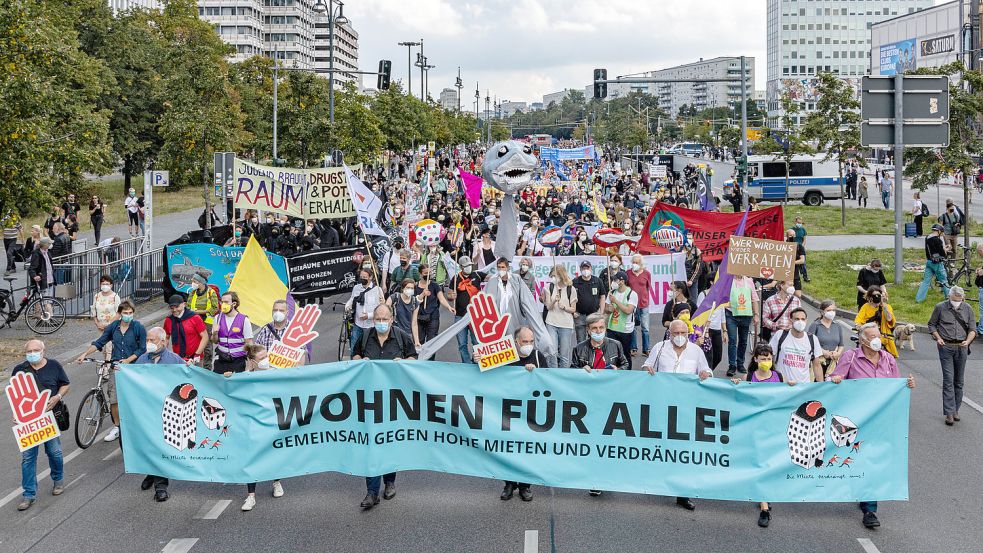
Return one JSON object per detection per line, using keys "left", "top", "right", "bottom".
{"left": 893, "top": 72, "right": 904, "bottom": 285}
{"left": 740, "top": 55, "right": 749, "bottom": 211}
{"left": 419, "top": 40, "right": 425, "bottom": 101}
{"left": 456, "top": 67, "right": 463, "bottom": 112}
{"left": 398, "top": 41, "right": 420, "bottom": 97}
{"left": 328, "top": 8, "right": 335, "bottom": 125}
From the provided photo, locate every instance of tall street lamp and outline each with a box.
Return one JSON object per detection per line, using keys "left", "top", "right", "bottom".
{"left": 397, "top": 40, "right": 421, "bottom": 97}
{"left": 312, "top": 0, "right": 348, "bottom": 125}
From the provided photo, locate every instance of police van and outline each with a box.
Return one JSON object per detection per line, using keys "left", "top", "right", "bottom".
{"left": 727, "top": 155, "right": 843, "bottom": 206}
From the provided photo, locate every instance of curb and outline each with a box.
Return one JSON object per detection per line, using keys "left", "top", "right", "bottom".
{"left": 798, "top": 291, "right": 932, "bottom": 335}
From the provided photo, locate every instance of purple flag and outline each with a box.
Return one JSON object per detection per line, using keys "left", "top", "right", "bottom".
{"left": 698, "top": 171, "right": 717, "bottom": 211}
{"left": 690, "top": 206, "right": 749, "bottom": 327}
{"left": 458, "top": 166, "right": 483, "bottom": 210}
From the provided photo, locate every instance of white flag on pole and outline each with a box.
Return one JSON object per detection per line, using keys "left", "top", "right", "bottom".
{"left": 344, "top": 164, "right": 386, "bottom": 237}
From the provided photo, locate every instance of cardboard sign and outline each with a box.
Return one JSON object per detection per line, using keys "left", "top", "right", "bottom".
{"left": 6, "top": 372, "right": 61, "bottom": 452}
{"left": 474, "top": 336, "right": 519, "bottom": 371}
{"left": 726, "top": 236, "right": 797, "bottom": 281}
{"left": 467, "top": 292, "right": 518, "bottom": 372}
{"left": 268, "top": 304, "right": 321, "bottom": 369}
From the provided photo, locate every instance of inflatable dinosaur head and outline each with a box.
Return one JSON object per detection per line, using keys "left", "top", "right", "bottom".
{"left": 481, "top": 140, "right": 537, "bottom": 194}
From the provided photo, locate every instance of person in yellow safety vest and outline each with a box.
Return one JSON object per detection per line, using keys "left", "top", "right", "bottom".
{"left": 187, "top": 273, "right": 218, "bottom": 325}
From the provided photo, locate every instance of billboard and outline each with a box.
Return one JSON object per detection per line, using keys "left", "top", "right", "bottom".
{"left": 879, "top": 39, "right": 917, "bottom": 76}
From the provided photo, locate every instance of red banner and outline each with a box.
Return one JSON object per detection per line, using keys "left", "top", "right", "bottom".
{"left": 637, "top": 202, "right": 785, "bottom": 262}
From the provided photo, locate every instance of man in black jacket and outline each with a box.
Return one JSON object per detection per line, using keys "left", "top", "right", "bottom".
{"left": 570, "top": 313, "right": 630, "bottom": 371}
{"left": 916, "top": 224, "right": 951, "bottom": 303}
{"left": 28, "top": 237, "right": 55, "bottom": 295}
{"left": 499, "top": 326, "right": 549, "bottom": 503}
{"left": 572, "top": 261, "right": 607, "bottom": 344}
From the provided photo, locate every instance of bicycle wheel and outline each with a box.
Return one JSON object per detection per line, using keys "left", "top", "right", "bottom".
{"left": 337, "top": 323, "right": 350, "bottom": 361}
{"left": 75, "top": 388, "right": 106, "bottom": 449}
{"left": 25, "top": 296, "right": 66, "bottom": 334}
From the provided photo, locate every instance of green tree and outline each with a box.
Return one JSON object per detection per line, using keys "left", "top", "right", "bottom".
{"left": 228, "top": 55, "right": 275, "bottom": 161}
{"left": 332, "top": 82, "right": 383, "bottom": 166}
{"left": 277, "top": 70, "right": 330, "bottom": 167}
{"left": 904, "top": 63, "right": 983, "bottom": 246}
{"left": 802, "top": 72, "right": 864, "bottom": 225}
{"left": 754, "top": 90, "right": 813, "bottom": 205}
{"left": 372, "top": 83, "right": 418, "bottom": 150}
{"left": 0, "top": 0, "right": 112, "bottom": 218}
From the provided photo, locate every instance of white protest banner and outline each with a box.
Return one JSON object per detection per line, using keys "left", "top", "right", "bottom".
{"left": 233, "top": 160, "right": 363, "bottom": 219}
{"left": 6, "top": 372, "right": 61, "bottom": 452}
{"left": 307, "top": 164, "right": 363, "bottom": 219}
{"left": 509, "top": 253, "right": 685, "bottom": 311}
{"left": 726, "top": 236, "right": 796, "bottom": 282}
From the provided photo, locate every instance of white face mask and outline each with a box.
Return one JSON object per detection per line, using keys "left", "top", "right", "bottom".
{"left": 518, "top": 344, "right": 534, "bottom": 357}
{"left": 403, "top": 288, "right": 414, "bottom": 297}
{"left": 631, "top": 263, "right": 641, "bottom": 271}
{"left": 792, "top": 320, "right": 807, "bottom": 332}
{"left": 520, "top": 266, "right": 529, "bottom": 274}
{"left": 145, "top": 342, "right": 159, "bottom": 354}
{"left": 582, "top": 269, "right": 593, "bottom": 278}
{"left": 100, "top": 284, "right": 111, "bottom": 293}
{"left": 610, "top": 261, "right": 621, "bottom": 269}
{"left": 785, "top": 286, "right": 795, "bottom": 295}
{"left": 950, "top": 300, "right": 962, "bottom": 309}
{"left": 272, "top": 311, "right": 287, "bottom": 323}
{"left": 257, "top": 358, "right": 271, "bottom": 370}
{"left": 867, "top": 337, "right": 883, "bottom": 352}
{"left": 671, "top": 335, "right": 688, "bottom": 347}
{"left": 498, "top": 269, "right": 509, "bottom": 278}
{"left": 823, "top": 311, "right": 836, "bottom": 320}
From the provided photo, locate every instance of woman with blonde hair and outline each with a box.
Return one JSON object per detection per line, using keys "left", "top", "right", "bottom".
{"left": 542, "top": 264, "right": 578, "bottom": 368}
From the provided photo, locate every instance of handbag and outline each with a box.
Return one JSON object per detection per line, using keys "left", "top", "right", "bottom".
{"left": 53, "top": 401, "right": 70, "bottom": 432}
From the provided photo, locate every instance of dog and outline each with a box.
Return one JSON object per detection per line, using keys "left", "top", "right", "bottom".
{"left": 894, "top": 323, "right": 916, "bottom": 351}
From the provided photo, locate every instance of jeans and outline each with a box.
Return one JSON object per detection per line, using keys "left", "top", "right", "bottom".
{"left": 574, "top": 314, "right": 590, "bottom": 345}
{"left": 799, "top": 258, "right": 809, "bottom": 280}
{"left": 939, "top": 345, "right": 968, "bottom": 416}
{"left": 977, "top": 288, "right": 983, "bottom": 334}
{"left": 915, "top": 261, "right": 949, "bottom": 303}
{"left": 547, "top": 324, "right": 574, "bottom": 369}
{"left": 455, "top": 315, "right": 477, "bottom": 363}
{"left": 881, "top": 190, "right": 890, "bottom": 209}
{"left": 629, "top": 308, "right": 651, "bottom": 353}
{"left": 3, "top": 237, "right": 15, "bottom": 271}
{"left": 350, "top": 325, "right": 365, "bottom": 357}
{"left": 22, "top": 436, "right": 63, "bottom": 499}
{"left": 860, "top": 501, "right": 878, "bottom": 513}
{"left": 91, "top": 217, "right": 103, "bottom": 245}
{"left": 608, "top": 330, "right": 633, "bottom": 370}
{"left": 725, "top": 311, "right": 753, "bottom": 372}
{"left": 366, "top": 473, "right": 396, "bottom": 496}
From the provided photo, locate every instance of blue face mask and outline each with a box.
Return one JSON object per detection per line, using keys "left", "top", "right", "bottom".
{"left": 375, "top": 322, "right": 390, "bottom": 334}
{"left": 26, "top": 352, "right": 42, "bottom": 364}
{"left": 590, "top": 332, "right": 605, "bottom": 342}
{"left": 121, "top": 314, "right": 134, "bottom": 323}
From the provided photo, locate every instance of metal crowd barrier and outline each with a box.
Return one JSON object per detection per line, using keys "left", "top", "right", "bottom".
{"left": 51, "top": 239, "right": 165, "bottom": 317}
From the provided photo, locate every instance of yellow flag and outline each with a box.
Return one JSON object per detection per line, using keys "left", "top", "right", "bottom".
{"left": 228, "top": 235, "right": 288, "bottom": 328}
{"left": 593, "top": 196, "right": 608, "bottom": 224}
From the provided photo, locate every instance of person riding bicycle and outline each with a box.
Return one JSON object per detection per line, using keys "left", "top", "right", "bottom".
{"left": 76, "top": 300, "right": 146, "bottom": 442}
{"left": 134, "top": 327, "right": 183, "bottom": 502}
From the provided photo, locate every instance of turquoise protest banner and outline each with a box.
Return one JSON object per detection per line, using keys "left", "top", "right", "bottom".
{"left": 165, "top": 243, "right": 288, "bottom": 294}
{"left": 117, "top": 361, "right": 909, "bottom": 502}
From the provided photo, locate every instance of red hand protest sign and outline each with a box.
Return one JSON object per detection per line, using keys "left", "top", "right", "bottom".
{"left": 6, "top": 372, "right": 51, "bottom": 425}
{"left": 282, "top": 304, "right": 321, "bottom": 349}
{"left": 467, "top": 293, "right": 511, "bottom": 344}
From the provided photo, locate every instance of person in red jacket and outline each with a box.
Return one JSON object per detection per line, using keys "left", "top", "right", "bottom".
{"left": 626, "top": 253, "right": 652, "bottom": 355}
{"left": 163, "top": 294, "right": 208, "bottom": 364}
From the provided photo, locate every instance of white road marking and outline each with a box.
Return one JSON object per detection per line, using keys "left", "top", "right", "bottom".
{"left": 857, "top": 537, "right": 882, "bottom": 553}
{"left": 64, "top": 473, "right": 86, "bottom": 490}
{"left": 524, "top": 530, "right": 539, "bottom": 553}
{"left": 962, "top": 396, "right": 983, "bottom": 415}
{"left": 194, "top": 499, "right": 232, "bottom": 520}
{"left": 0, "top": 446, "right": 85, "bottom": 509}
{"left": 161, "top": 538, "right": 199, "bottom": 553}
{"left": 102, "top": 448, "right": 121, "bottom": 461}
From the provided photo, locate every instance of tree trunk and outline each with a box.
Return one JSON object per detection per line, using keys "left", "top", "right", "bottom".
{"left": 838, "top": 160, "right": 845, "bottom": 227}
{"left": 122, "top": 155, "right": 133, "bottom": 198}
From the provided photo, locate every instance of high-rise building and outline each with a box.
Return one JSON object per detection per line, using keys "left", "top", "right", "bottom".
{"left": 543, "top": 89, "right": 577, "bottom": 108}
{"left": 870, "top": 0, "right": 977, "bottom": 76}
{"left": 109, "top": 0, "right": 162, "bottom": 13}
{"left": 197, "top": 1, "right": 358, "bottom": 87}
{"left": 500, "top": 101, "right": 527, "bottom": 117}
{"left": 766, "top": 0, "right": 934, "bottom": 125}
{"left": 439, "top": 88, "right": 459, "bottom": 110}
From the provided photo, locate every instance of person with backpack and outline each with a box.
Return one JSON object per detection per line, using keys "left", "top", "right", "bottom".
{"left": 605, "top": 271, "right": 637, "bottom": 369}
{"left": 542, "top": 265, "right": 578, "bottom": 369}
{"left": 911, "top": 191, "right": 926, "bottom": 237}
{"left": 761, "top": 280, "right": 800, "bottom": 342}
{"left": 769, "top": 307, "right": 823, "bottom": 384}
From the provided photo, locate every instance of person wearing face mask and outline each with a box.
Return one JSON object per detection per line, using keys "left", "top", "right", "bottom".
{"left": 134, "top": 327, "right": 183, "bottom": 502}
{"left": 352, "top": 304, "right": 416, "bottom": 509}
{"left": 77, "top": 300, "right": 146, "bottom": 442}
{"left": 785, "top": 229, "right": 807, "bottom": 293}
{"left": 473, "top": 227, "right": 497, "bottom": 271}
{"left": 91, "top": 275, "right": 121, "bottom": 342}
{"left": 572, "top": 261, "right": 607, "bottom": 344}
{"left": 346, "top": 269, "right": 385, "bottom": 357}
{"left": 254, "top": 299, "right": 291, "bottom": 351}
{"left": 829, "top": 323, "right": 915, "bottom": 528}
{"left": 855, "top": 259, "right": 887, "bottom": 309}
{"left": 641, "top": 319, "right": 711, "bottom": 511}
{"left": 570, "top": 228, "right": 594, "bottom": 256}
{"left": 389, "top": 249, "right": 420, "bottom": 295}
{"left": 542, "top": 265, "right": 578, "bottom": 370}
{"left": 661, "top": 280, "right": 697, "bottom": 331}
{"left": 626, "top": 254, "right": 652, "bottom": 356}
{"left": 187, "top": 273, "right": 219, "bottom": 327}
{"left": 386, "top": 278, "right": 423, "bottom": 349}
{"left": 14, "top": 339, "right": 70, "bottom": 511}
{"left": 415, "top": 265, "right": 452, "bottom": 345}
{"left": 124, "top": 187, "right": 140, "bottom": 237}
{"left": 164, "top": 295, "right": 209, "bottom": 364}
{"left": 854, "top": 286, "right": 897, "bottom": 358}
{"left": 808, "top": 299, "right": 846, "bottom": 375}
{"left": 761, "top": 280, "right": 800, "bottom": 341}
{"left": 605, "top": 272, "right": 637, "bottom": 369}
{"left": 517, "top": 257, "right": 536, "bottom": 295}
{"left": 927, "top": 286, "right": 977, "bottom": 425}
{"left": 239, "top": 344, "right": 285, "bottom": 510}
{"left": 499, "top": 326, "right": 549, "bottom": 502}
{"left": 211, "top": 291, "right": 253, "bottom": 375}
{"left": 938, "top": 198, "right": 964, "bottom": 254}
{"left": 916, "top": 224, "right": 951, "bottom": 303}
{"left": 768, "top": 307, "right": 823, "bottom": 384}
{"left": 446, "top": 258, "right": 481, "bottom": 362}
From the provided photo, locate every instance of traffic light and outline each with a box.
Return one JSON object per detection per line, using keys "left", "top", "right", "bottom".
{"left": 593, "top": 68, "right": 607, "bottom": 99}
{"left": 736, "top": 155, "right": 748, "bottom": 174}
{"left": 377, "top": 59, "right": 392, "bottom": 90}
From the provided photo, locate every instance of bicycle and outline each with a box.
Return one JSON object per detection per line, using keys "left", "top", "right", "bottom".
{"left": 942, "top": 245, "right": 974, "bottom": 290}
{"left": 0, "top": 278, "right": 66, "bottom": 334}
{"left": 332, "top": 301, "right": 354, "bottom": 361}
{"left": 74, "top": 358, "right": 118, "bottom": 449}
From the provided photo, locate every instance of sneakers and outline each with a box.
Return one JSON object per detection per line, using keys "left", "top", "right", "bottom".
{"left": 52, "top": 482, "right": 64, "bottom": 496}
{"left": 272, "top": 481, "right": 284, "bottom": 498}
{"left": 104, "top": 426, "right": 120, "bottom": 441}
{"left": 588, "top": 490, "right": 602, "bottom": 497}
{"left": 241, "top": 495, "right": 256, "bottom": 511}
{"left": 757, "top": 509, "right": 771, "bottom": 528}
{"left": 862, "top": 511, "right": 880, "bottom": 529}
{"left": 17, "top": 498, "right": 35, "bottom": 511}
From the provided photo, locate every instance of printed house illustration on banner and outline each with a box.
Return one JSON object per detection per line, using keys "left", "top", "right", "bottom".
{"left": 162, "top": 383, "right": 198, "bottom": 451}
{"left": 787, "top": 400, "right": 827, "bottom": 469}
{"left": 201, "top": 397, "right": 226, "bottom": 430}
{"left": 830, "top": 415, "right": 859, "bottom": 447}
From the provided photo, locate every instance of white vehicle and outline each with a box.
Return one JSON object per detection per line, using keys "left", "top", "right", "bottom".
{"left": 667, "top": 142, "right": 706, "bottom": 158}
{"left": 727, "top": 155, "right": 843, "bottom": 206}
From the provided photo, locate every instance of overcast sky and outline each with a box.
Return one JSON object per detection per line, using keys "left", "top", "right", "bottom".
{"left": 346, "top": 0, "right": 767, "bottom": 104}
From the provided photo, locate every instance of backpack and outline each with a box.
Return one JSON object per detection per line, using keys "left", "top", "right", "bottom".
{"left": 921, "top": 203, "right": 929, "bottom": 217}
{"left": 542, "top": 283, "right": 573, "bottom": 321}
{"left": 775, "top": 329, "right": 817, "bottom": 365}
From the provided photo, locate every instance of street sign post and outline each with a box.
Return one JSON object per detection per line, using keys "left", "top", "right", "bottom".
{"left": 860, "top": 75, "right": 950, "bottom": 284}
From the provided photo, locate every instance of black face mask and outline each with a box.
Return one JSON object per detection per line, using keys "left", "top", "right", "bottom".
{"left": 360, "top": 278, "right": 369, "bottom": 286}
{"left": 401, "top": 260, "right": 408, "bottom": 267}
{"left": 871, "top": 295, "right": 881, "bottom": 304}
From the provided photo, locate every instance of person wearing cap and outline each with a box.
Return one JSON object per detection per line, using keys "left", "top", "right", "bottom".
{"left": 28, "top": 236, "right": 55, "bottom": 296}
{"left": 572, "top": 261, "right": 607, "bottom": 344}
{"left": 916, "top": 223, "right": 951, "bottom": 303}
{"left": 187, "top": 273, "right": 219, "bottom": 326}
{"left": 605, "top": 271, "right": 637, "bottom": 369}
{"left": 163, "top": 294, "right": 208, "bottom": 363}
